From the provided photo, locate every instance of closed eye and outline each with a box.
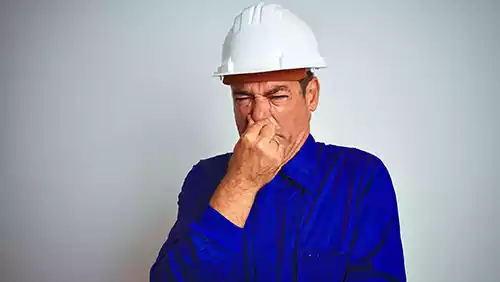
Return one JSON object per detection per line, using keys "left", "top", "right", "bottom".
{"left": 234, "top": 96, "right": 252, "bottom": 101}
{"left": 270, "top": 95, "right": 288, "bottom": 100}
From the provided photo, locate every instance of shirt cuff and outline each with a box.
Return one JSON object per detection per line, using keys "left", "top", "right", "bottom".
{"left": 190, "top": 205, "right": 244, "bottom": 254}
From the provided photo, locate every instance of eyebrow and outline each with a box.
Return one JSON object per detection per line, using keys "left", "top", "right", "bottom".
{"left": 232, "top": 85, "right": 291, "bottom": 97}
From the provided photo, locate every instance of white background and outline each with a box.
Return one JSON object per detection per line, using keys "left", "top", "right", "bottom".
{"left": 1, "top": 0, "right": 499, "bottom": 281}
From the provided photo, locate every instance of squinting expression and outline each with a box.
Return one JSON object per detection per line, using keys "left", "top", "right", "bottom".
{"left": 230, "top": 78, "right": 320, "bottom": 156}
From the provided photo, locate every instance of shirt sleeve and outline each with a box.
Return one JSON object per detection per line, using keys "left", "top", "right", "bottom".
{"left": 150, "top": 162, "right": 246, "bottom": 282}
{"left": 345, "top": 159, "right": 407, "bottom": 281}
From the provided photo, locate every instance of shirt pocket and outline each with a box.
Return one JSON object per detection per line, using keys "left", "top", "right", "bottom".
{"left": 298, "top": 248, "right": 347, "bottom": 282}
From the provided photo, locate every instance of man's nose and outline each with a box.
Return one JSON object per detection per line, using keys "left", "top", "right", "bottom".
{"left": 251, "top": 98, "right": 271, "bottom": 122}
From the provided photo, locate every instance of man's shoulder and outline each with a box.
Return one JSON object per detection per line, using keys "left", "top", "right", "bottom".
{"left": 180, "top": 153, "right": 232, "bottom": 199}
{"left": 316, "top": 142, "right": 396, "bottom": 202}
{"left": 196, "top": 152, "right": 232, "bottom": 171}
{"left": 317, "top": 141, "right": 387, "bottom": 173}
{"left": 186, "top": 153, "right": 232, "bottom": 183}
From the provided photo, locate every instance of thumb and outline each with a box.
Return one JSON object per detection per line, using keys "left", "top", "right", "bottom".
{"left": 247, "top": 114, "right": 255, "bottom": 127}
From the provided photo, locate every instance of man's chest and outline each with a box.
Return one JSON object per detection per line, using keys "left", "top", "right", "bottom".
{"left": 240, "top": 177, "right": 353, "bottom": 281}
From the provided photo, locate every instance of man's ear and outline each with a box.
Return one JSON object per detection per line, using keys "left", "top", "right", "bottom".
{"left": 305, "top": 77, "right": 320, "bottom": 112}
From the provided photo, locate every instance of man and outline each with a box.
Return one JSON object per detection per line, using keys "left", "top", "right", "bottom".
{"left": 151, "top": 3, "right": 405, "bottom": 281}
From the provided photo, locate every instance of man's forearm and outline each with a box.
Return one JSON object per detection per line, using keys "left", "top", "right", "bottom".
{"left": 209, "top": 176, "right": 258, "bottom": 228}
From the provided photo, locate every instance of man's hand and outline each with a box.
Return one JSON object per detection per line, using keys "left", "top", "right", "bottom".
{"left": 225, "top": 116, "right": 285, "bottom": 192}
{"left": 209, "top": 115, "right": 307, "bottom": 227}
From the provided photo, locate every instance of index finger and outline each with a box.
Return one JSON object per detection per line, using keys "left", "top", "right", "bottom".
{"left": 244, "top": 118, "right": 271, "bottom": 140}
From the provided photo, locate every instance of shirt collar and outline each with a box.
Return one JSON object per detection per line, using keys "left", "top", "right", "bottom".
{"left": 279, "top": 134, "right": 320, "bottom": 193}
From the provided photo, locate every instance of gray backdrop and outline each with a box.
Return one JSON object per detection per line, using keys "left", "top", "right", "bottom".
{"left": 1, "top": 0, "right": 498, "bottom": 281}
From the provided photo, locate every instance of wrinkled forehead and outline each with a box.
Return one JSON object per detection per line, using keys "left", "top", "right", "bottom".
{"left": 225, "top": 68, "right": 307, "bottom": 94}
{"left": 230, "top": 80, "right": 299, "bottom": 94}
{"left": 223, "top": 68, "right": 307, "bottom": 85}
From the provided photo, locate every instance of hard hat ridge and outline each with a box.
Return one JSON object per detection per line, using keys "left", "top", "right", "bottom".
{"left": 214, "top": 3, "right": 326, "bottom": 79}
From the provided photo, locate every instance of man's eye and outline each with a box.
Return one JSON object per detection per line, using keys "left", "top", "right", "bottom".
{"left": 235, "top": 97, "right": 251, "bottom": 102}
{"left": 270, "top": 95, "right": 288, "bottom": 100}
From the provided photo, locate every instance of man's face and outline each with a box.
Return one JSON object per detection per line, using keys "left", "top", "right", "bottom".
{"left": 230, "top": 78, "right": 320, "bottom": 155}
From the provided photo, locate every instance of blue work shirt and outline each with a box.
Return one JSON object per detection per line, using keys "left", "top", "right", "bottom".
{"left": 151, "top": 135, "right": 406, "bottom": 281}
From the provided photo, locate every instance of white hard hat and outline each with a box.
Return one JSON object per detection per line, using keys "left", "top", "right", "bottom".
{"left": 213, "top": 2, "right": 327, "bottom": 78}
